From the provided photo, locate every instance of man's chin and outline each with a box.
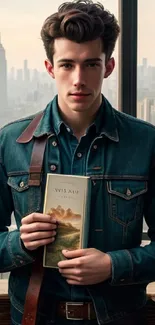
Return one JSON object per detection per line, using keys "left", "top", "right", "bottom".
{"left": 68, "top": 100, "right": 91, "bottom": 110}
{"left": 70, "top": 104, "right": 90, "bottom": 112}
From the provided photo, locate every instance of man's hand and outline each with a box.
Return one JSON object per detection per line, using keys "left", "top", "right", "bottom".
{"left": 20, "top": 213, "right": 57, "bottom": 251}
{"left": 58, "top": 248, "right": 112, "bottom": 285}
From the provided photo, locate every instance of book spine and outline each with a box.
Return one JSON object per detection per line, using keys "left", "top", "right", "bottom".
{"left": 81, "top": 180, "right": 91, "bottom": 248}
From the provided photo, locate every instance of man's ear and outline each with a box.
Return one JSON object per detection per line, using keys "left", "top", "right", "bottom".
{"left": 104, "top": 57, "right": 115, "bottom": 79}
{"left": 45, "top": 59, "right": 55, "bottom": 79}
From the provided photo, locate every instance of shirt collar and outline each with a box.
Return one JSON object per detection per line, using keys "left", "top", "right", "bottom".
{"left": 50, "top": 97, "right": 68, "bottom": 136}
{"left": 33, "top": 95, "right": 119, "bottom": 142}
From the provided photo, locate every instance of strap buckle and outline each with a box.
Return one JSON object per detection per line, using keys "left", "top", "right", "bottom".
{"left": 66, "top": 302, "right": 84, "bottom": 320}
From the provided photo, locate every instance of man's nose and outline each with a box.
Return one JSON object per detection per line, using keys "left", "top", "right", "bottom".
{"left": 73, "top": 67, "right": 86, "bottom": 88}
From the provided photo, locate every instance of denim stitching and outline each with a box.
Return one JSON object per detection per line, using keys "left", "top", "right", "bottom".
{"left": 11, "top": 319, "right": 21, "bottom": 325}
{"left": 8, "top": 175, "right": 41, "bottom": 220}
{"left": 10, "top": 295, "right": 24, "bottom": 313}
{"left": 89, "top": 175, "right": 149, "bottom": 180}
{"left": 0, "top": 264, "right": 15, "bottom": 272}
{"left": 7, "top": 171, "right": 29, "bottom": 176}
{"left": 107, "top": 181, "right": 146, "bottom": 227}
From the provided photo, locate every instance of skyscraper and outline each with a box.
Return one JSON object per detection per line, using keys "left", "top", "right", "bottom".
{"left": 0, "top": 35, "right": 7, "bottom": 109}
{"left": 23, "top": 59, "right": 30, "bottom": 84}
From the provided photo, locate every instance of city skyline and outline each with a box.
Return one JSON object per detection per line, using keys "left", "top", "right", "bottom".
{"left": 1, "top": 33, "right": 155, "bottom": 127}
{"left": 0, "top": 36, "right": 154, "bottom": 76}
{"left": 0, "top": 0, "right": 154, "bottom": 70}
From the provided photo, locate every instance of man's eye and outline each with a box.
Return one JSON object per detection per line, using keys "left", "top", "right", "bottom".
{"left": 87, "top": 63, "right": 98, "bottom": 68}
{"left": 61, "top": 64, "right": 72, "bottom": 69}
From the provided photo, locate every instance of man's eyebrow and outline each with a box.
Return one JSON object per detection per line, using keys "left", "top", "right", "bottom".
{"left": 57, "top": 58, "right": 102, "bottom": 63}
{"left": 84, "top": 58, "right": 102, "bottom": 63}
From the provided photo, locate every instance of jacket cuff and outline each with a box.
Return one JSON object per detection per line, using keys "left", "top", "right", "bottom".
{"left": 8, "top": 230, "right": 35, "bottom": 267}
{"left": 107, "top": 249, "right": 133, "bottom": 285}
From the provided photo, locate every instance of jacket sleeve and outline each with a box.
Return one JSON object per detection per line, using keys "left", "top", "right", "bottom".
{"left": 0, "top": 162, "right": 35, "bottom": 273}
{"left": 108, "top": 151, "right": 155, "bottom": 286}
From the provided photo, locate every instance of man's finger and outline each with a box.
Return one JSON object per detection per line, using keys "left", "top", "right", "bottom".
{"left": 21, "top": 230, "right": 56, "bottom": 242}
{"left": 66, "top": 279, "right": 85, "bottom": 286}
{"left": 20, "top": 222, "right": 57, "bottom": 233}
{"left": 21, "top": 213, "right": 57, "bottom": 225}
{"left": 61, "top": 274, "right": 83, "bottom": 282}
{"left": 23, "top": 237, "right": 55, "bottom": 251}
{"left": 58, "top": 257, "right": 82, "bottom": 268}
{"left": 62, "top": 248, "right": 88, "bottom": 258}
{"left": 59, "top": 266, "right": 80, "bottom": 275}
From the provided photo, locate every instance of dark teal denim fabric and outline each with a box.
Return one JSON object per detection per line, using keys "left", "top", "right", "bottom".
{"left": 0, "top": 96, "right": 155, "bottom": 324}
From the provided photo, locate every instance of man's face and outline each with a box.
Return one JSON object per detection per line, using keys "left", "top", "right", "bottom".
{"left": 45, "top": 38, "right": 115, "bottom": 115}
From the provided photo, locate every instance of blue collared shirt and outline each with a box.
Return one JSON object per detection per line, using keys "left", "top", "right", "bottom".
{"left": 44, "top": 97, "right": 106, "bottom": 301}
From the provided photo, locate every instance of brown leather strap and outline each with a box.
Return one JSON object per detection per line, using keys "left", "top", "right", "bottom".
{"left": 28, "top": 135, "right": 48, "bottom": 186}
{"left": 16, "top": 112, "right": 44, "bottom": 144}
{"left": 17, "top": 111, "right": 48, "bottom": 186}
{"left": 22, "top": 249, "right": 44, "bottom": 325}
{"left": 18, "top": 113, "right": 49, "bottom": 325}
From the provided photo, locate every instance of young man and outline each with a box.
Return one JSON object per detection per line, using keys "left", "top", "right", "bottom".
{"left": 0, "top": 1, "right": 155, "bottom": 324}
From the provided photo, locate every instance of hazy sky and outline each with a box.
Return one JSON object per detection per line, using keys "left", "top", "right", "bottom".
{"left": 0, "top": 0, "right": 154, "bottom": 71}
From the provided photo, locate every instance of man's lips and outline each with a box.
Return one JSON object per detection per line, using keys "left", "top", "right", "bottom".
{"left": 70, "top": 93, "right": 90, "bottom": 96}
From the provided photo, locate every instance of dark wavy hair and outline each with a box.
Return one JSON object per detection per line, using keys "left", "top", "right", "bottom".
{"left": 41, "top": 0, "right": 120, "bottom": 63}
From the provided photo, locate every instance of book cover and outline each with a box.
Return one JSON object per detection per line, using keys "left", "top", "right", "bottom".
{"left": 43, "top": 173, "right": 91, "bottom": 268}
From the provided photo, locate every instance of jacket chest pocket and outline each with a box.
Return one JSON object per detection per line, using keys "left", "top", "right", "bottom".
{"left": 7, "top": 175, "right": 41, "bottom": 222}
{"left": 107, "top": 180, "right": 148, "bottom": 226}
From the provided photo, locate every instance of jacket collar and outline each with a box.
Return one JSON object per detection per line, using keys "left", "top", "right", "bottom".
{"left": 17, "top": 95, "right": 119, "bottom": 143}
{"left": 99, "top": 96, "right": 119, "bottom": 142}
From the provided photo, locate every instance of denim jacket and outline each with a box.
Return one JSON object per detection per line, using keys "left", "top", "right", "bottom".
{"left": 1, "top": 96, "right": 155, "bottom": 325}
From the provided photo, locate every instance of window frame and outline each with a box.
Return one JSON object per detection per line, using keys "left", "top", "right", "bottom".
{"left": 118, "top": 0, "right": 137, "bottom": 117}
{"left": 118, "top": 0, "right": 149, "bottom": 241}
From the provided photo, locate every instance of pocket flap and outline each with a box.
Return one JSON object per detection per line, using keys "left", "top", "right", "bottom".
{"left": 107, "top": 180, "right": 148, "bottom": 200}
{"left": 7, "top": 175, "right": 29, "bottom": 192}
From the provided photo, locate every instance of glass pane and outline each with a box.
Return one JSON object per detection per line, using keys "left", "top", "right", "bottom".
{"left": 137, "top": 0, "right": 154, "bottom": 239}
{"left": 0, "top": 0, "right": 119, "bottom": 129}
{"left": 137, "top": 0, "right": 155, "bottom": 125}
{"left": 100, "top": 1, "right": 119, "bottom": 108}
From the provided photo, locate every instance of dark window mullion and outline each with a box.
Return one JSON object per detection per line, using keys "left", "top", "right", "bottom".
{"left": 118, "top": 0, "right": 138, "bottom": 116}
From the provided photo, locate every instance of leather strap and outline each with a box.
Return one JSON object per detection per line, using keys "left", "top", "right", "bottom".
{"left": 22, "top": 249, "right": 44, "bottom": 325}
{"left": 17, "top": 112, "right": 47, "bottom": 186}
{"left": 28, "top": 135, "right": 48, "bottom": 186}
{"left": 18, "top": 112, "right": 49, "bottom": 325}
{"left": 16, "top": 112, "right": 44, "bottom": 144}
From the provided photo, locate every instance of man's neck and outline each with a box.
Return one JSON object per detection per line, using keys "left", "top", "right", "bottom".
{"left": 57, "top": 96, "right": 102, "bottom": 140}
{"left": 59, "top": 111, "right": 97, "bottom": 140}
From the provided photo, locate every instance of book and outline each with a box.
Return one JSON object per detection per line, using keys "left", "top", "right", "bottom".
{"left": 43, "top": 173, "right": 91, "bottom": 268}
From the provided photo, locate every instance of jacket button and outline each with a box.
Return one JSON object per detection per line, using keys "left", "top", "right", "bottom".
{"left": 19, "top": 181, "right": 25, "bottom": 188}
{"left": 93, "top": 145, "right": 98, "bottom": 150}
{"left": 50, "top": 164, "right": 57, "bottom": 171}
{"left": 126, "top": 188, "right": 132, "bottom": 196}
{"left": 20, "top": 260, "right": 24, "bottom": 264}
{"left": 52, "top": 141, "right": 57, "bottom": 147}
{"left": 77, "top": 152, "right": 82, "bottom": 158}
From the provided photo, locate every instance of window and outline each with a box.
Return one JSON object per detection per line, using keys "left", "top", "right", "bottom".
{"left": 100, "top": 0, "right": 119, "bottom": 108}
{"left": 0, "top": 0, "right": 119, "bottom": 130}
{"left": 137, "top": 0, "right": 155, "bottom": 125}
{"left": 137, "top": 0, "right": 155, "bottom": 238}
